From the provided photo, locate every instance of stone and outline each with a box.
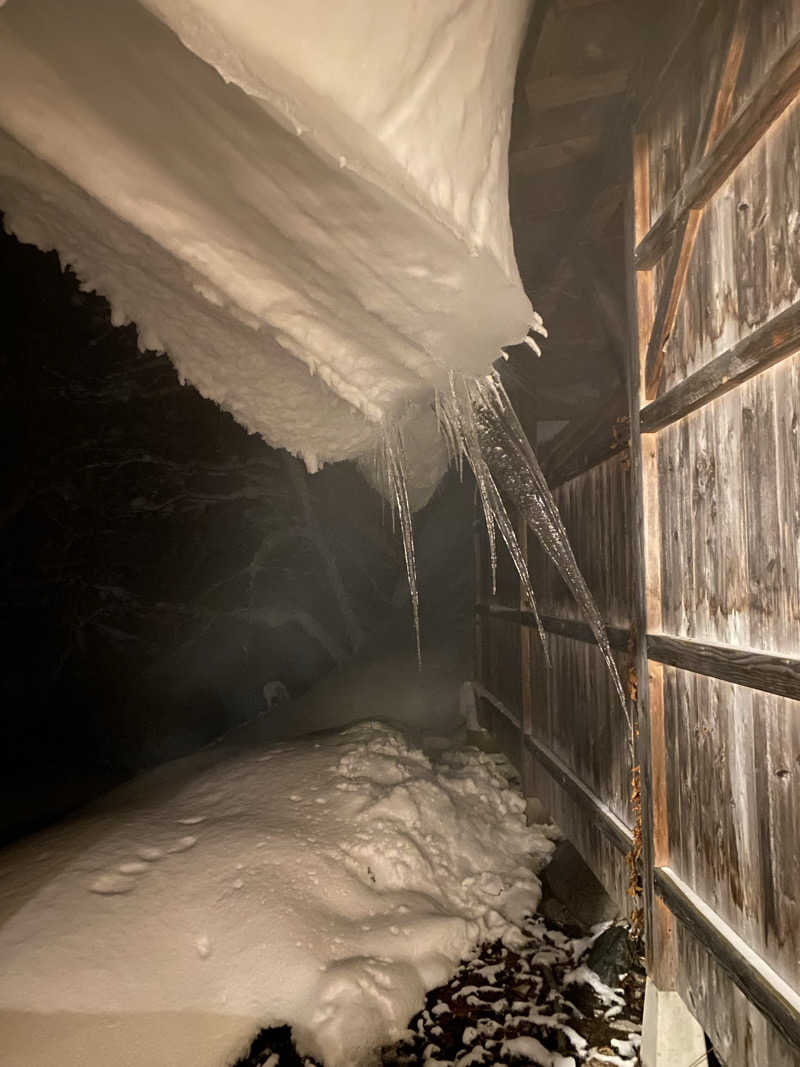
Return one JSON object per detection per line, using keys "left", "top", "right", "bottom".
{"left": 587, "top": 922, "right": 637, "bottom": 985}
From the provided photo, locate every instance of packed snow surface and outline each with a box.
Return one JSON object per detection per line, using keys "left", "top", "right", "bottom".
{"left": 0, "top": 0, "right": 533, "bottom": 487}
{"left": 0, "top": 721, "right": 554, "bottom": 1067}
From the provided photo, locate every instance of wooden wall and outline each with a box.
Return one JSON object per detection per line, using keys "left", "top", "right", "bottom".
{"left": 524, "top": 454, "right": 636, "bottom": 918}
{"left": 474, "top": 444, "right": 638, "bottom": 919}
{"left": 632, "top": 2, "right": 800, "bottom": 1061}
{"left": 475, "top": 2, "right": 800, "bottom": 1061}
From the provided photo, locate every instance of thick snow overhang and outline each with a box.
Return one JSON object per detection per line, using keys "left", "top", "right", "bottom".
{"left": 0, "top": 0, "right": 533, "bottom": 490}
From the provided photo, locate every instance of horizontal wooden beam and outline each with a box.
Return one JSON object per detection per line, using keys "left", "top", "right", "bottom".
{"left": 475, "top": 603, "right": 631, "bottom": 652}
{"left": 524, "top": 732, "right": 634, "bottom": 854}
{"left": 540, "top": 385, "right": 629, "bottom": 487}
{"left": 647, "top": 633, "right": 800, "bottom": 702}
{"left": 511, "top": 134, "right": 601, "bottom": 176}
{"left": 636, "top": 30, "right": 800, "bottom": 270}
{"left": 547, "top": 435, "right": 628, "bottom": 489}
{"left": 472, "top": 682, "right": 521, "bottom": 730}
{"left": 472, "top": 682, "right": 633, "bottom": 855}
{"left": 526, "top": 67, "right": 630, "bottom": 112}
{"left": 477, "top": 604, "right": 800, "bottom": 701}
{"left": 640, "top": 298, "right": 800, "bottom": 431}
{"left": 655, "top": 865, "right": 800, "bottom": 1053}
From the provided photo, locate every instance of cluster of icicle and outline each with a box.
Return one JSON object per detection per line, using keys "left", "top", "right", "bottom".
{"left": 378, "top": 337, "right": 629, "bottom": 732}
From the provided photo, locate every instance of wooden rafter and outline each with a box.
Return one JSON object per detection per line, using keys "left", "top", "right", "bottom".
{"left": 642, "top": 0, "right": 751, "bottom": 399}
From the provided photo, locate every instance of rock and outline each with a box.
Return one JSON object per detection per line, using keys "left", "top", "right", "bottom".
{"left": 540, "top": 841, "right": 619, "bottom": 930}
{"left": 587, "top": 923, "right": 637, "bottom": 985}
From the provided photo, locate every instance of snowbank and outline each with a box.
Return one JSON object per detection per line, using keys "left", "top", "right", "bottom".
{"left": 0, "top": 0, "right": 533, "bottom": 485}
{"left": 0, "top": 721, "right": 554, "bottom": 1067}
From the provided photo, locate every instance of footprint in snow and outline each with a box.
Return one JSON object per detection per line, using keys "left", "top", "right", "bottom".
{"left": 90, "top": 873, "right": 137, "bottom": 895}
{"left": 118, "top": 861, "right": 150, "bottom": 875}
{"left": 137, "top": 846, "right": 164, "bottom": 862}
{"left": 168, "top": 835, "right": 198, "bottom": 854}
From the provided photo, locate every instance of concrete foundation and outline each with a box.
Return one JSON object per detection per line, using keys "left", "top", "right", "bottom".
{"left": 641, "top": 978, "right": 708, "bottom": 1067}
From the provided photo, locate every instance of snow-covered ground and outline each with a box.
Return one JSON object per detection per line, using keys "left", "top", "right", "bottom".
{"left": 0, "top": 719, "right": 556, "bottom": 1067}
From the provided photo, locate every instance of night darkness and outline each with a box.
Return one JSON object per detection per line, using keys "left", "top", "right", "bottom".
{"left": 0, "top": 220, "right": 473, "bottom": 844}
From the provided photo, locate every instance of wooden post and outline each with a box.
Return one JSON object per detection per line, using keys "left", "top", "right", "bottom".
{"left": 473, "top": 488, "right": 484, "bottom": 691}
{"left": 627, "top": 130, "right": 677, "bottom": 989}
{"left": 519, "top": 513, "right": 536, "bottom": 798}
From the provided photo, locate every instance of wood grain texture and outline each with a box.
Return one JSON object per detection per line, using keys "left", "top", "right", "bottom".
{"left": 641, "top": 296, "right": 800, "bottom": 431}
{"left": 643, "top": 0, "right": 751, "bottom": 398}
{"left": 655, "top": 96, "right": 800, "bottom": 397}
{"left": 649, "top": 632, "right": 800, "bottom": 701}
{"left": 476, "top": 605, "right": 631, "bottom": 654}
{"left": 677, "top": 924, "right": 800, "bottom": 1067}
{"left": 635, "top": 11, "right": 800, "bottom": 1053}
{"left": 637, "top": 29, "right": 800, "bottom": 269}
{"left": 656, "top": 865, "right": 800, "bottom": 1055}
{"left": 529, "top": 451, "right": 634, "bottom": 629}
{"left": 519, "top": 516, "right": 536, "bottom": 798}
{"left": 539, "top": 386, "right": 629, "bottom": 489}
{"left": 657, "top": 353, "right": 800, "bottom": 657}
{"left": 524, "top": 732, "right": 633, "bottom": 854}
{"left": 527, "top": 630, "right": 635, "bottom": 831}
{"left": 663, "top": 667, "right": 800, "bottom": 992}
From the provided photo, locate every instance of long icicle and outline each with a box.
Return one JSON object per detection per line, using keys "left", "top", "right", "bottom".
{"left": 468, "top": 371, "right": 630, "bottom": 738}
{"left": 436, "top": 374, "right": 550, "bottom": 663}
{"left": 382, "top": 422, "right": 422, "bottom": 668}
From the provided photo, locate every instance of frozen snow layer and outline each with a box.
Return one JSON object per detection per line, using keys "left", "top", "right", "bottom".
{"left": 0, "top": 0, "right": 532, "bottom": 477}
{"left": 0, "top": 721, "right": 554, "bottom": 1067}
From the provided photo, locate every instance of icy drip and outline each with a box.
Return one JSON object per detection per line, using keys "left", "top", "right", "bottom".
{"left": 379, "top": 423, "right": 422, "bottom": 667}
{"left": 379, "top": 366, "right": 627, "bottom": 727}
{"left": 437, "top": 371, "right": 550, "bottom": 662}
{"left": 466, "top": 371, "right": 629, "bottom": 728}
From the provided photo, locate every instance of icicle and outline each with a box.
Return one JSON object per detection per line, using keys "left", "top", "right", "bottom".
{"left": 436, "top": 374, "right": 549, "bottom": 661}
{"left": 443, "top": 371, "right": 498, "bottom": 597}
{"left": 381, "top": 423, "right": 421, "bottom": 668}
{"left": 468, "top": 371, "right": 630, "bottom": 734}
{"left": 530, "top": 313, "right": 549, "bottom": 338}
{"left": 376, "top": 327, "right": 626, "bottom": 721}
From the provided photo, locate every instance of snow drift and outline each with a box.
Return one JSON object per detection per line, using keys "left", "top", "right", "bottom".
{"left": 0, "top": 721, "right": 554, "bottom": 1067}
{"left": 0, "top": 0, "right": 533, "bottom": 492}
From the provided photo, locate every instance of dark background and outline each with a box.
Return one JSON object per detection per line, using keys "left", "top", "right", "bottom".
{"left": 0, "top": 221, "right": 474, "bottom": 843}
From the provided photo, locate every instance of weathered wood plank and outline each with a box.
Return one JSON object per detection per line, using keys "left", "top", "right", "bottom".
{"left": 657, "top": 94, "right": 800, "bottom": 395}
{"left": 519, "top": 515, "right": 536, "bottom": 798}
{"left": 640, "top": 297, "right": 800, "bottom": 431}
{"left": 657, "top": 354, "right": 800, "bottom": 656}
{"left": 677, "top": 925, "right": 800, "bottom": 1067}
{"left": 643, "top": 0, "right": 751, "bottom": 399}
{"left": 636, "top": 29, "right": 800, "bottom": 270}
{"left": 539, "top": 387, "right": 629, "bottom": 488}
{"left": 533, "top": 758, "right": 634, "bottom": 919}
{"left": 524, "top": 731, "right": 634, "bottom": 854}
{"left": 628, "top": 130, "right": 677, "bottom": 987}
{"left": 472, "top": 498, "right": 485, "bottom": 688}
{"left": 634, "top": 0, "right": 718, "bottom": 131}
{"left": 528, "top": 452, "right": 633, "bottom": 628}
{"left": 648, "top": 634, "right": 800, "bottom": 701}
{"left": 476, "top": 603, "right": 631, "bottom": 652}
{"left": 477, "top": 603, "right": 800, "bottom": 703}
{"left": 655, "top": 864, "right": 800, "bottom": 1054}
